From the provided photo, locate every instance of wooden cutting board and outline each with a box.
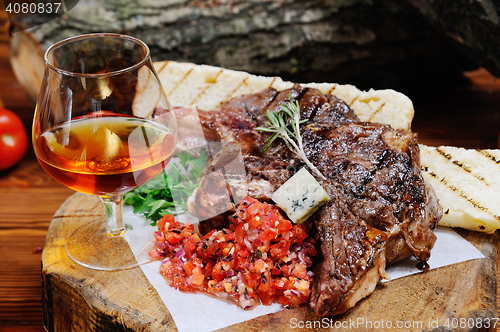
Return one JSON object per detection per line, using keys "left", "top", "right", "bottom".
{"left": 41, "top": 192, "right": 499, "bottom": 332}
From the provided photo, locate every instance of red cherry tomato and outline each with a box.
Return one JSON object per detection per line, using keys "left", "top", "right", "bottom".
{"left": 0, "top": 108, "right": 28, "bottom": 171}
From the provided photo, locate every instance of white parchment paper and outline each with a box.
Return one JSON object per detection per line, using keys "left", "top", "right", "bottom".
{"left": 122, "top": 206, "right": 485, "bottom": 332}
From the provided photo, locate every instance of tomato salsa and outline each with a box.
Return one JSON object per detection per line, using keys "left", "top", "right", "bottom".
{"left": 149, "top": 196, "right": 318, "bottom": 309}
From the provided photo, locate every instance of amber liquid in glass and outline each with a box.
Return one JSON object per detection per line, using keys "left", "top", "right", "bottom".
{"left": 34, "top": 115, "right": 175, "bottom": 196}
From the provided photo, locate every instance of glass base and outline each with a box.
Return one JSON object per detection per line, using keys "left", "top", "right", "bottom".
{"left": 65, "top": 218, "right": 156, "bottom": 271}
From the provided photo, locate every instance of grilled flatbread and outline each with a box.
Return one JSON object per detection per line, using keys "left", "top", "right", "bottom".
{"left": 420, "top": 145, "right": 500, "bottom": 233}
{"left": 154, "top": 61, "right": 414, "bottom": 130}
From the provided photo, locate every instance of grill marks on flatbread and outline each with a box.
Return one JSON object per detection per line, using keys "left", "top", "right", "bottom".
{"left": 420, "top": 145, "right": 500, "bottom": 233}
{"left": 326, "top": 85, "right": 337, "bottom": 95}
{"left": 366, "top": 102, "right": 386, "bottom": 122}
{"left": 480, "top": 149, "right": 500, "bottom": 165}
{"left": 153, "top": 60, "right": 414, "bottom": 130}
{"left": 435, "top": 147, "right": 485, "bottom": 183}
{"left": 423, "top": 170, "right": 491, "bottom": 217}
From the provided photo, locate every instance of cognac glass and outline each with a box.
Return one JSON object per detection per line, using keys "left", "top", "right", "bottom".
{"left": 33, "top": 33, "right": 177, "bottom": 270}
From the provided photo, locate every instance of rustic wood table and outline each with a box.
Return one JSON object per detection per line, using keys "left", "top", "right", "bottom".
{"left": 2, "top": 6, "right": 500, "bottom": 332}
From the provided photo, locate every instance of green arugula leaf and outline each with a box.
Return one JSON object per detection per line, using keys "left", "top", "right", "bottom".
{"left": 132, "top": 194, "right": 159, "bottom": 215}
{"left": 177, "top": 151, "right": 191, "bottom": 169}
{"left": 186, "top": 148, "right": 209, "bottom": 173}
{"left": 147, "top": 199, "right": 175, "bottom": 219}
{"left": 124, "top": 148, "right": 210, "bottom": 225}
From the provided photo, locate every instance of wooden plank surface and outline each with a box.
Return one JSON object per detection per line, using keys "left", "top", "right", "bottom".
{"left": 1, "top": 2, "right": 500, "bottom": 331}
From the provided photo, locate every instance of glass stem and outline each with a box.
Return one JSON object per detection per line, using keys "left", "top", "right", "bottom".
{"left": 100, "top": 195, "right": 126, "bottom": 236}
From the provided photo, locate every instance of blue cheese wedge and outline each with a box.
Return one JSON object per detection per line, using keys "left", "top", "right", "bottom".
{"left": 271, "top": 168, "right": 330, "bottom": 224}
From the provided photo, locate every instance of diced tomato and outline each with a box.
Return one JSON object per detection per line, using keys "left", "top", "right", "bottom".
{"left": 277, "top": 218, "right": 292, "bottom": 234}
{"left": 182, "top": 238, "right": 195, "bottom": 256}
{"left": 291, "top": 224, "right": 309, "bottom": 244}
{"left": 245, "top": 276, "right": 259, "bottom": 288}
{"left": 183, "top": 260, "right": 196, "bottom": 275}
{"left": 191, "top": 233, "right": 201, "bottom": 243}
{"left": 258, "top": 292, "right": 273, "bottom": 306}
{"left": 261, "top": 227, "right": 279, "bottom": 241}
{"left": 156, "top": 218, "right": 166, "bottom": 232}
{"left": 221, "top": 242, "right": 233, "bottom": 255}
{"left": 234, "top": 223, "right": 246, "bottom": 243}
{"left": 257, "top": 270, "right": 271, "bottom": 293}
{"left": 252, "top": 259, "right": 266, "bottom": 272}
{"left": 157, "top": 214, "right": 175, "bottom": 232}
{"left": 273, "top": 278, "right": 287, "bottom": 290}
{"left": 248, "top": 215, "right": 261, "bottom": 228}
{"left": 165, "top": 232, "right": 182, "bottom": 244}
{"left": 271, "top": 266, "right": 282, "bottom": 276}
{"left": 149, "top": 196, "right": 317, "bottom": 310}
{"left": 269, "top": 239, "right": 289, "bottom": 258}
{"left": 291, "top": 263, "right": 307, "bottom": 279}
{"left": 280, "top": 264, "right": 290, "bottom": 276}
{"left": 211, "top": 261, "right": 226, "bottom": 281}
{"left": 190, "top": 267, "right": 205, "bottom": 286}
{"left": 201, "top": 261, "right": 214, "bottom": 278}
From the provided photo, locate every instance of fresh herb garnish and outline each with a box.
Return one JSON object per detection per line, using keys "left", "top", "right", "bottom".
{"left": 256, "top": 95, "right": 326, "bottom": 180}
{"left": 123, "top": 149, "right": 209, "bottom": 225}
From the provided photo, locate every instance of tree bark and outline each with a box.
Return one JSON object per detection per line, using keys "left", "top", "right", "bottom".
{"left": 407, "top": 0, "right": 500, "bottom": 80}
{"left": 9, "top": 0, "right": 477, "bottom": 103}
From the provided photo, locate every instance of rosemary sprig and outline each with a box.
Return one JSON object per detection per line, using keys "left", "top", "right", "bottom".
{"left": 256, "top": 96, "right": 327, "bottom": 180}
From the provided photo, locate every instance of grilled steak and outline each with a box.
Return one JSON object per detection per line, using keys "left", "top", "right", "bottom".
{"left": 186, "top": 84, "right": 442, "bottom": 316}
{"left": 303, "top": 121, "right": 441, "bottom": 316}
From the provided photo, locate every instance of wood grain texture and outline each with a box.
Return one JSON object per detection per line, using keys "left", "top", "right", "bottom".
{"left": 41, "top": 193, "right": 499, "bottom": 332}
{"left": 0, "top": 9, "right": 73, "bottom": 326}
{"left": 41, "top": 193, "right": 176, "bottom": 332}
{"left": 0, "top": 175, "right": 73, "bottom": 331}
